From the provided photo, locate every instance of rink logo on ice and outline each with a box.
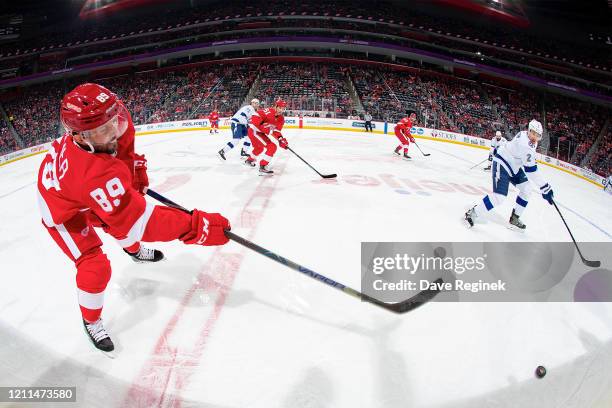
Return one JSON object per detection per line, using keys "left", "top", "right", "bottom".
{"left": 361, "top": 242, "right": 612, "bottom": 303}
{"left": 313, "top": 174, "right": 490, "bottom": 197}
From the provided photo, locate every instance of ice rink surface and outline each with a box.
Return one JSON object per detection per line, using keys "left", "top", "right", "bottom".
{"left": 1, "top": 128, "right": 611, "bottom": 407}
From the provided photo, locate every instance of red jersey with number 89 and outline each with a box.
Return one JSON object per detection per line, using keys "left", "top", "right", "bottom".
{"left": 36, "top": 134, "right": 149, "bottom": 242}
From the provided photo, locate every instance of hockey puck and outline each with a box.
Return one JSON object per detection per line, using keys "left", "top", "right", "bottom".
{"left": 535, "top": 365, "right": 547, "bottom": 378}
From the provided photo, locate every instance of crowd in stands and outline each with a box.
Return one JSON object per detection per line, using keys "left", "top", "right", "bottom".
{"left": 426, "top": 77, "right": 498, "bottom": 137}
{"left": 196, "top": 64, "right": 258, "bottom": 118}
{"left": 0, "top": 119, "right": 19, "bottom": 155}
{"left": 3, "top": 83, "right": 64, "bottom": 147}
{"left": 351, "top": 67, "right": 430, "bottom": 125}
{"left": 489, "top": 85, "right": 541, "bottom": 136}
{"left": 351, "top": 67, "right": 500, "bottom": 137}
{"left": 545, "top": 95, "right": 608, "bottom": 164}
{"left": 0, "top": 61, "right": 609, "bottom": 177}
{"left": 587, "top": 128, "right": 612, "bottom": 177}
{"left": 96, "top": 65, "right": 256, "bottom": 124}
{"left": 258, "top": 63, "right": 354, "bottom": 117}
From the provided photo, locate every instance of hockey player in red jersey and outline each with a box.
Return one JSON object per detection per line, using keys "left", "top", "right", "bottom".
{"left": 76, "top": 85, "right": 155, "bottom": 263}
{"left": 244, "top": 99, "right": 289, "bottom": 175}
{"left": 209, "top": 109, "right": 220, "bottom": 134}
{"left": 394, "top": 109, "right": 417, "bottom": 159}
{"left": 37, "top": 83, "right": 231, "bottom": 352}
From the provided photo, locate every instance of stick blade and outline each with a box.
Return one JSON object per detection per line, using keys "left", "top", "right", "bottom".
{"left": 363, "top": 278, "right": 443, "bottom": 314}
{"left": 583, "top": 259, "right": 601, "bottom": 268}
{"left": 322, "top": 174, "right": 337, "bottom": 179}
{"left": 392, "top": 278, "right": 443, "bottom": 313}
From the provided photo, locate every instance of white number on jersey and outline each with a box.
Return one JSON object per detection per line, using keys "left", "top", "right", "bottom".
{"left": 41, "top": 143, "right": 68, "bottom": 191}
{"left": 96, "top": 92, "right": 110, "bottom": 103}
{"left": 41, "top": 162, "right": 59, "bottom": 191}
{"left": 89, "top": 177, "right": 126, "bottom": 212}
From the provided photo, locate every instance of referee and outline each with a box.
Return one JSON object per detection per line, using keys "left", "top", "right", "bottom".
{"left": 364, "top": 112, "right": 373, "bottom": 132}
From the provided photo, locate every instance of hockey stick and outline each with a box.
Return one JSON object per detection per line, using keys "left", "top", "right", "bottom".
{"left": 145, "top": 189, "right": 441, "bottom": 313}
{"left": 412, "top": 141, "right": 431, "bottom": 157}
{"left": 287, "top": 146, "right": 337, "bottom": 179}
{"left": 552, "top": 201, "right": 601, "bottom": 268}
{"left": 469, "top": 158, "right": 489, "bottom": 170}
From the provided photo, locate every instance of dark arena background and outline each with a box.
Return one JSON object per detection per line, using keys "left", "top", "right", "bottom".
{"left": 0, "top": 1, "right": 611, "bottom": 407}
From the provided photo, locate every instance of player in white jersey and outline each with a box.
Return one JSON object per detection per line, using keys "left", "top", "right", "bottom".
{"left": 483, "top": 131, "right": 506, "bottom": 171}
{"left": 465, "top": 119, "right": 554, "bottom": 231}
{"left": 218, "top": 98, "right": 260, "bottom": 160}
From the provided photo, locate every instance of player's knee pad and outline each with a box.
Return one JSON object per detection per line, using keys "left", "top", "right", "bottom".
{"left": 75, "top": 248, "right": 112, "bottom": 293}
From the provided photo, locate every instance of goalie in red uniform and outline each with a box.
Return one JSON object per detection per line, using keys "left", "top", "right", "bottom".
{"left": 394, "top": 109, "right": 417, "bottom": 159}
{"left": 37, "top": 83, "right": 231, "bottom": 352}
{"left": 244, "top": 99, "right": 289, "bottom": 175}
{"left": 209, "top": 109, "right": 220, "bottom": 134}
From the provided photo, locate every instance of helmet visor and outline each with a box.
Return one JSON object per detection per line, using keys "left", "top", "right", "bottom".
{"left": 80, "top": 105, "right": 129, "bottom": 142}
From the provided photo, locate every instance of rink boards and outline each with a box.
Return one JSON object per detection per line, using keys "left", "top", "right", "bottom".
{"left": 1, "top": 116, "right": 608, "bottom": 190}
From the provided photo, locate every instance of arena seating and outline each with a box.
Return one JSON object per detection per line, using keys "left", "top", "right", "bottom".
{"left": 544, "top": 94, "right": 608, "bottom": 163}
{"left": 587, "top": 128, "right": 611, "bottom": 177}
{"left": 0, "top": 120, "right": 19, "bottom": 155}
{"left": 3, "top": 82, "right": 64, "bottom": 148}
{"left": 258, "top": 63, "right": 354, "bottom": 116}
{"left": 0, "top": 62, "right": 609, "bottom": 177}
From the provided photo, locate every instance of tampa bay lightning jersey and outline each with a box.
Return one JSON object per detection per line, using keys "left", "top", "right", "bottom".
{"left": 490, "top": 136, "right": 506, "bottom": 153}
{"left": 494, "top": 131, "right": 546, "bottom": 187}
{"left": 231, "top": 105, "right": 256, "bottom": 125}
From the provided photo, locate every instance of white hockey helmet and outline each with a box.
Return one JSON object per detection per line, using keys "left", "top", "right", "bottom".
{"left": 495, "top": 130, "right": 502, "bottom": 138}
{"left": 528, "top": 119, "right": 543, "bottom": 136}
{"left": 251, "top": 98, "right": 260, "bottom": 106}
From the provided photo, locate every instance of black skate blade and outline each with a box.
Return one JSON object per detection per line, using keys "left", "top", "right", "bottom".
{"left": 95, "top": 348, "right": 117, "bottom": 359}
{"left": 130, "top": 256, "right": 167, "bottom": 264}
{"left": 506, "top": 224, "right": 526, "bottom": 233}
